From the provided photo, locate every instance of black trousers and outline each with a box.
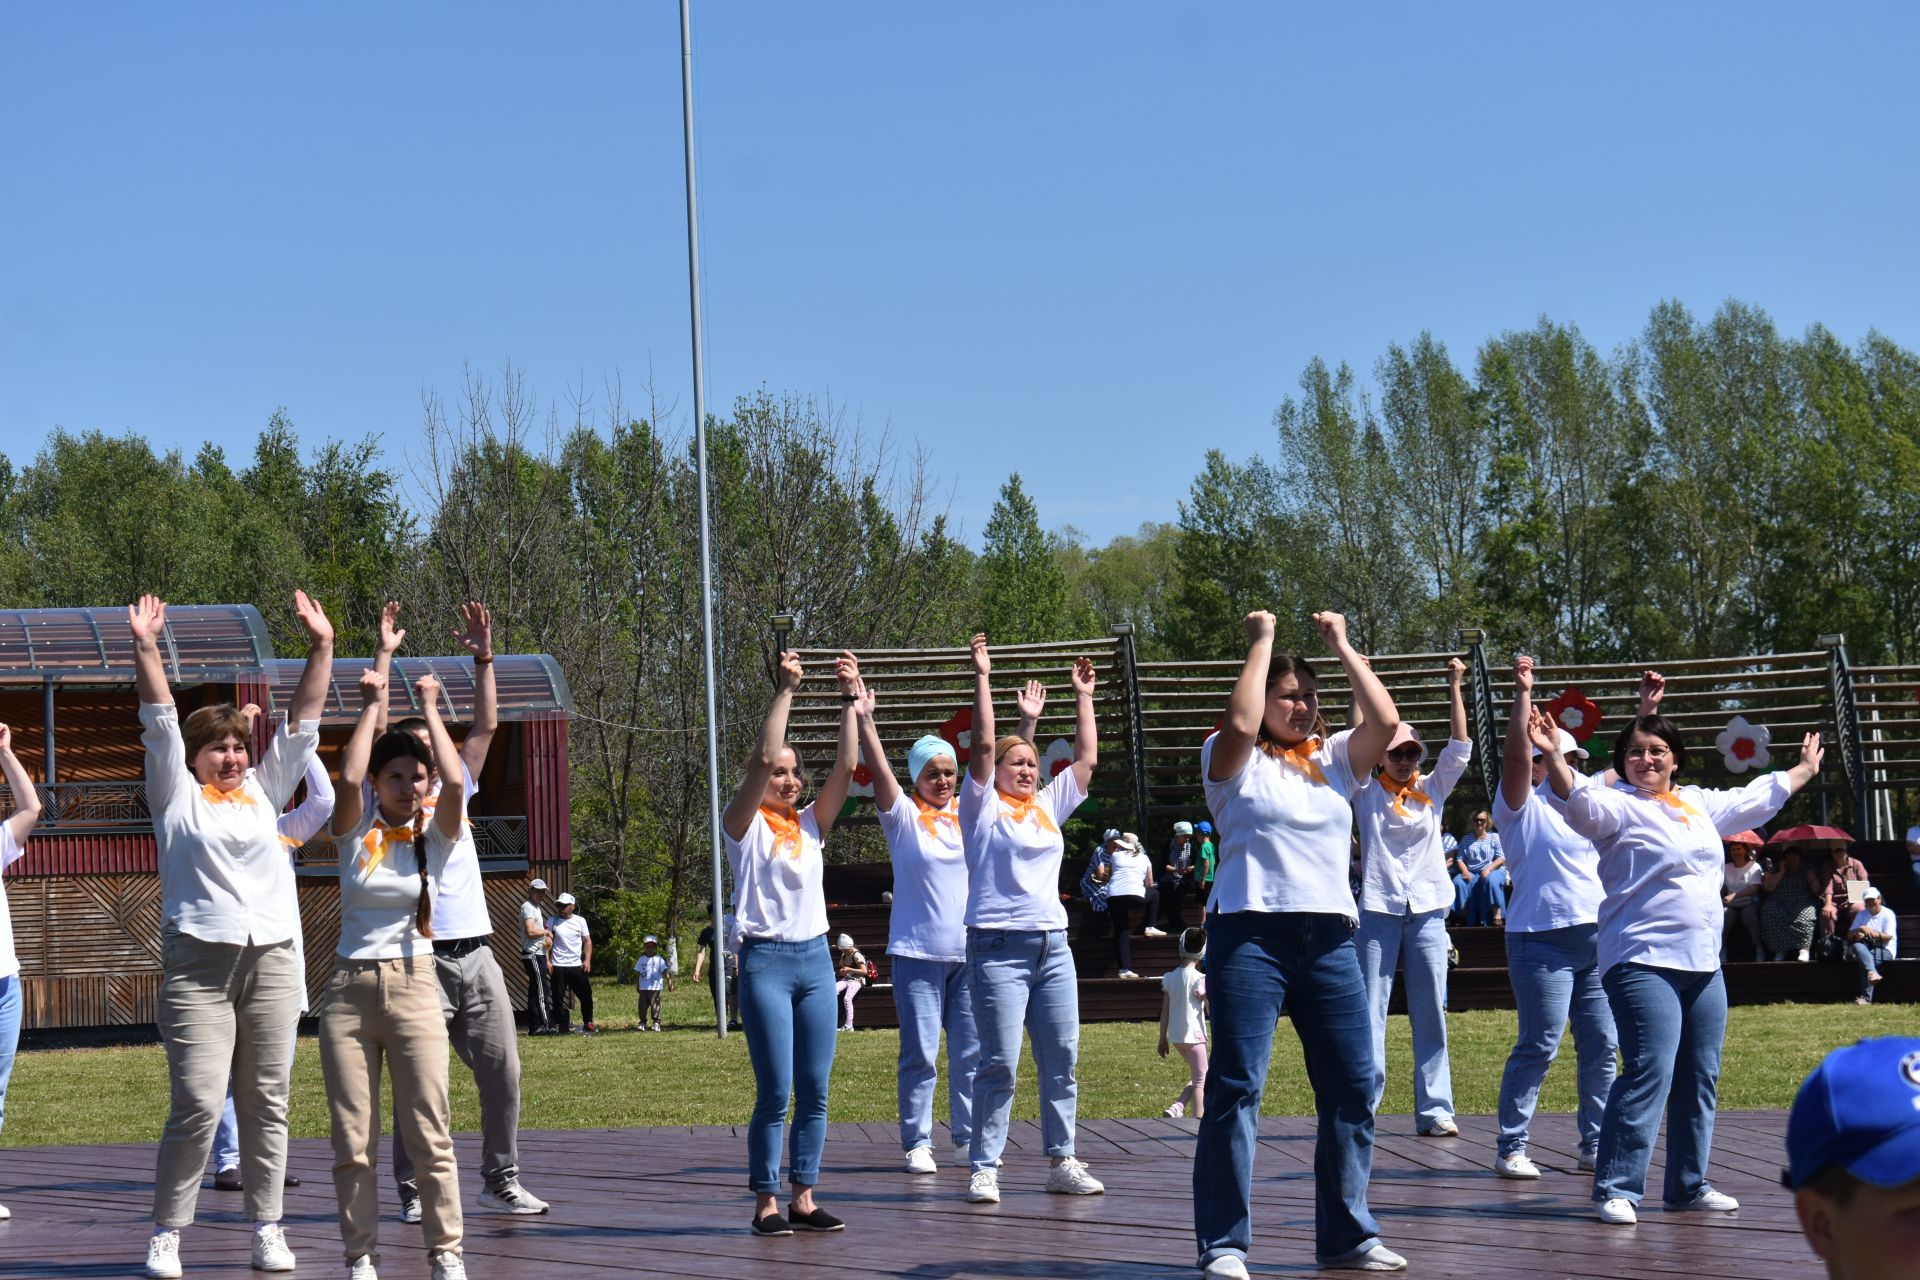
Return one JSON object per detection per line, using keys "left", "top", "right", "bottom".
{"left": 521, "top": 954, "right": 554, "bottom": 1030}
{"left": 1157, "top": 874, "right": 1190, "bottom": 932}
{"left": 1109, "top": 895, "right": 1144, "bottom": 972}
{"left": 553, "top": 965, "right": 594, "bottom": 1028}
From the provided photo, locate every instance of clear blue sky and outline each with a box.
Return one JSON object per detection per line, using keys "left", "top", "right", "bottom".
{"left": 4, "top": 4, "right": 1917, "bottom": 546}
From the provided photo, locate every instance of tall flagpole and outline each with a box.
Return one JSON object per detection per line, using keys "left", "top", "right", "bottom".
{"left": 679, "top": 0, "right": 729, "bottom": 1039}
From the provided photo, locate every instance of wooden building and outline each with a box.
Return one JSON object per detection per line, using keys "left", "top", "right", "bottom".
{"left": 0, "top": 605, "right": 573, "bottom": 1032}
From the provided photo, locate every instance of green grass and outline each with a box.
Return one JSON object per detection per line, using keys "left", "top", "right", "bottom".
{"left": 3, "top": 978, "right": 1908, "bottom": 1148}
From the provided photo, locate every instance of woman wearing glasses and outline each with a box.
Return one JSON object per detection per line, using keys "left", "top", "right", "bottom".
{"left": 1353, "top": 658, "right": 1472, "bottom": 1138}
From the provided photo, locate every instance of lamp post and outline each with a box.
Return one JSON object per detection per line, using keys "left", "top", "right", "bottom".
{"left": 771, "top": 612, "right": 796, "bottom": 657}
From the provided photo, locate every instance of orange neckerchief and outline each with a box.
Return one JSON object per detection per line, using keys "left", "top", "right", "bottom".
{"left": 913, "top": 795, "right": 960, "bottom": 842}
{"left": 361, "top": 819, "right": 416, "bottom": 874}
{"left": 1639, "top": 788, "right": 1704, "bottom": 822}
{"left": 996, "top": 789, "right": 1059, "bottom": 835}
{"left": 759, "top": 804, "right": 806, "bottom": 859}
{"left": 1378, "top": 770, "right": 1431, "bottom": 818}
{"left": 202, "top": 783, "right": 257, "bottom": 807}
{"left": 1258, "top": 735, "right": 1328, "bottom": 785}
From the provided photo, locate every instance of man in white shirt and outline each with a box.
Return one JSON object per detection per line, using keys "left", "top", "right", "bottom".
{"left": 520, "top": 878, "right": 554, "bottom": 1034}
{"left": 1848, "top": 886, "right": 1899, "bottom": 1005}
{"left": 547, "top": 894, "right": 595, "bottom": 1033}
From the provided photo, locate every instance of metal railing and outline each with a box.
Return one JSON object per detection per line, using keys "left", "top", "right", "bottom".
{"left": 0, "top": 781, "right": 151, "bottom": 828}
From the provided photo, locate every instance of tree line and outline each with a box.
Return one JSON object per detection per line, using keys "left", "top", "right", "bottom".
{"left": 4, "top": 297, "right": 1917, "bottom": 943}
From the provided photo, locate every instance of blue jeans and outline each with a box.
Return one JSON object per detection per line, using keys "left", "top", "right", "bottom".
{"left": 0, "top": 976, "right": 20, "bottom": 1135}
{"left": 1853, "top": 942, "right": 1893, "bottom": 1001}
{"left": 892, "top": 955, "right": 980, "bottom": 1153}
{"left": 1594, "top": 963, "right": 1726, "bottom": 1205}
{"left": 1194, "top": 912, "right": 1381, "bottom": 1269}
{"left": 967, "top": 928, "right": 1079, "bottom": 1172}
{"left": 1497, "top": 924, "right": 1616, "bottom": 1159}
{"left": 1356, "top": 908, "right": 1453, "bottom": 1127}
{"left": 1454, "top": 869, "right": 1507, "bottom": 925}
{"left": 738, "top": 936, "right": 838, "bottom": 1194}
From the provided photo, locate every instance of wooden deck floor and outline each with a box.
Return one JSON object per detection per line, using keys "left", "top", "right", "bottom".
{"left": 0, "top": 1112, "right": 1817, "bottom": 1278}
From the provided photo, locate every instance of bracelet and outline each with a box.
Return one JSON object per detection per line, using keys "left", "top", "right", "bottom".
{"left": 473, "top": 653, "right": 495, "bottom": 666}
{"left": 839, "top": 693, "right": 857, "bottom": 702}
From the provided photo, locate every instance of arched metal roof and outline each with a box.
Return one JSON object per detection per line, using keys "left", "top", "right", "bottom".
{"left": 0, "top": 605, "right": 273, "bottom": 684}
{"left": 266, "top": 654, "right": 572, "bottom": 724}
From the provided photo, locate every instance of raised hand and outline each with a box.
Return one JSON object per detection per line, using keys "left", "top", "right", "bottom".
{"left": 1312, "top": 611, "right": 1349, "bottom": 652}
{"left": 774, "top": 650, "right": 804, "bottom": 694}
{"left": 1242, "top": 611, "right": 1276, "bottom": 645}
{"left": 1637, "top": 669, "right": 1666, "bottom": 715}
{"left": 1070, "top": 656, "right": 1097, "bottom": 697}
{"left": 1446, "top": 657, "right": 1466, "bottom": 685}
{"left": 0, "top": 723, "right": 10, "bottom": 754}
{"left": 835, "top": 651, "right": 860, "bottom": 696}
{"left": 1525, "top": 707, "right": 1559, "bottom": 754}
{"left": 454, "top": 601, "right": 492, "bottom": 660}
{"left": 414, "top": 671, "right": 441, "bottom": 709}
{"left": 128, "top": 594, "right": 167, "bottom": 644}
{"left": 1016, "top": 679, "right": 1047, "bottom": 720}
{"left": 292, "top": 590, "right": 334, "bottom": 647}
{"left": 1801, "top": 732, "right": 1825, "bottom": 774}
{"left": 851, "top": 675, "right": 877, "bottom": 721}
{"left": 240, "top": 703, "right": 263, "bottom": 725}
{"left": 378, "top": 601, "right": 406, "bottom": 656}
{"left": 359, "top": 668, "right": 387, "bottom": 706}
{"left": 1514, "top": 654, "right": 1535, "bottom": 693}
{"left": 970, "top": 633, "right": 991, "bottom": 677}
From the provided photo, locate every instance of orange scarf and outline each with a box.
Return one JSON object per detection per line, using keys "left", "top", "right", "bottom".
{"left": 1259, "top": 735, "right": 1328, "bottom": 785}
{"left": 202, "top": 783, "right": 257, "bottom": 807}
{"left": 760, "top": 804, "right": 806, "bottom": 859}
{"left": 1641, "top": 788, "right": 1704, "bottom": 822}
{"left": 361, "top": 819, "right": 415, "bottom": 874}
{"left": 914, "top": 795, "right": 960, "bottom": 841}
{"left": 996, "top": 789, "right": 1059, "bottom": 835}
{"left": 1378, "top": 771, "right": 1431, "bottom": 818}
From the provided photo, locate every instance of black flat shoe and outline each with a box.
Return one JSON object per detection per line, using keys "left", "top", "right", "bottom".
{"left": 788, "top": 1206, "right": 844, "bottom": 1232}
{"left": 213, "top": 1168, "right": 242, "bottom": 1191}
{"left": 751, "top": 1211, "right": 793, "bottom": 1236}
{"left": 284, "top": 1175, "right": 301, "bottom": 1188}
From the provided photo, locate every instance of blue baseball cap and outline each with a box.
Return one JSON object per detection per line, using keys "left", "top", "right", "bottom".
{"left": 1784, "top": 1037, "right": 1920, "bottom": 1190}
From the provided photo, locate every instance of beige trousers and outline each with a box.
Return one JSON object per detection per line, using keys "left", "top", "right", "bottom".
{"left": 153, "top": 929, "right": 302, "bottom": 1227}
{"left": 318, "top": 954, "right": 461, "bottom": 1263}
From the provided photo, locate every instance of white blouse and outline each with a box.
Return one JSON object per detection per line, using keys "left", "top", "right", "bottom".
{"left": 143, "top": 702, "right": 318, "bottom": 947}
{"left": 1201, "top": 729, "right": 1363, "bottom": 919}
{"left": 1355, "top": 738, "right": 1473, "bottom": 916}
{"left": 876, "top": 793, "right": 968, "bottom": 963}
{"left": 725, "top": 804, "right": 829, "bottom": 948}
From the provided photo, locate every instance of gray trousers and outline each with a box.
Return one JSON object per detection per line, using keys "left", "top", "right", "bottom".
{"left": 392, "top": 944, "right": 522, "bottom": 1191}
{"left": 153, "top": 930, "right": 303, "bottom": 1226}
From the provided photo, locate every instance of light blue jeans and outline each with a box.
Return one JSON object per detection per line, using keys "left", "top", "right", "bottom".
{"left": 1453, "top": 868, "right": 1508, "bottom": 924}
{"left": 1356, "top": 908, "right": 1454, "bottom": 1128}
{"left": 214, "top": 1020, "right": 302, "bottom": 1172}
{"left": 891, "top": 954, "right": 980, "bottom": 1153}
{"left": 0, "top": 976, "right": 20, "bottom": 1135}
{"left": 967, "top": 928, "right": 1079, "bottom": 1173}
{"left": 1852, "top": 942, "right": 1893, "bottom": 1002}
{"left": 1195, "top": 912, "right": 1381, "bottom": 1269}
{"left": 738, "top": 935, "right": 838, "bottom": 1194}
{"left": 1497, "top": 923, "right": 1616, "bottom": 1159}
{"left": 1594, "top": 963, "right": 1726, "bottom": 1205}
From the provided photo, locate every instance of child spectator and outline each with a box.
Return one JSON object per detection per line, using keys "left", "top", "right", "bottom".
{"left": 634, "top": 935, "right": 672, "bottom": 1031}
{"left": 1196, "top": 822, "right": 1216, "bottom": 900}
{"left": 1784, "top": 1036, "right": 1920, "bottom": 1279}
{"left": 1848, "top": 887, "right": 1899, "bottom": 1006}
{"left": 1158, "top": 928, "right": 1209, "bottom": 1119}
{"left": 833, "top": 934, "right": 868, "bottom": 1032}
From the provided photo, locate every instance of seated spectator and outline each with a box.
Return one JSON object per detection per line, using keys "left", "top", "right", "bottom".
{"left": 1847, "top": 887, "right": 1899, "bottom": 1006}
{"left": 1816, "top": 842, "right": 1871, "bottom": 955}
{"left": 833, "top": 933, "right": 868, "bottom": 1032}
{"left": 1784, "top": 1036, "right": 1920, "bottom": 1280}
{"left": 1079, "top": 829, "right": 1119, "bottom": 911}
{"left": 1451, "top": 811, "right": 1506, "bottom": 926}
{"left": 1722, "top": 833, "right": 1766, "bottom": 961}
{"left": 1763, "top": 844, "right": 1821, "bottom": 962}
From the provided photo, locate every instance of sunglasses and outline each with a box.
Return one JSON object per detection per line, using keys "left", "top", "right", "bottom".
{"left": 1385, "top": 747, "right": 1423, "bottom": 762}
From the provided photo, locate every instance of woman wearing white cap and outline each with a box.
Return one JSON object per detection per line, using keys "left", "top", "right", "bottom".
{"left": 1194, "top": 610, "right": 1405, "bottom": 1277}
{"left": 1353, "top": 657, "right": 1472, "bottom": 1137}
{"left": 1535, "top": 676, "right": 1823, "bottom": 1225}
{"left": 722, "top": 649, "right": 858, "bottom": 1236}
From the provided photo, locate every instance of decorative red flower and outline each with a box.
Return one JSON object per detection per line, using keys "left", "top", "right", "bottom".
{"left": 1542, "top": 687, "right": 1603, "bottom": 743}
{"left": 1731, "top": 739, "right": 1756, "bottom": 761}
{"left": 852, "top": 762, "right": 874, "bottom": 788}
{"left": 939, "top": 707, "right": 974, "bottom": 765}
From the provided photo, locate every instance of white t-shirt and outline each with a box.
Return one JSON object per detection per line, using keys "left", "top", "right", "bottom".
{"left": 1851, "top": 905, "right": 1899, "bottom": 959}
{"left": 959, "top": 767, "right": 1087, "bottom": 931}
{"left": 331, "top": 809, "right": 458, "bottom": 959}
{"left": 726, "top": 803, "right": 829, "bottom": 947}
{"left": 0, "top": 822, "right": 24, "bottom": 980}
{"left": 143, "top": 702, "right": 317, "bottom": 947}
{"left": 876, "top": 793, "right": 968, "bottom": 963}
{"left": 519, "top": 900, "right": 546, "bottom": 957}
{"left": 369, "top": 766, "right": 487, "bottom": 940}
{"left": 1355, "top": 738, "right": 1473, "bottom": 916}
{"left": 1161, "top": 965, "right": 1207, "bottom": 1045}
{"left": 1722, "top": 858, "right": 1765, "bottom": 903}
{"left": 1491, "top": 774, "right": 1604, "bottom": 934}
{"left": 1106, "top": 847, "right": 1151, "bottom": 899}
{"left": 1564, "top": 772, "right": 1792, "bottom": 975}
{"left": 634, "top": 953, "right": 668, "bottom": 989}
{"left": 548, "top": 914, "right": 590, "bottom": 966}
{"left": 1200, "top": 730, "right": 1362, "bottom": 919}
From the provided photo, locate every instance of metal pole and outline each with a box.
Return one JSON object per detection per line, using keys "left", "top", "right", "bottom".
{"left": 679, "top": 0, "right": 729, "bottom": 1039}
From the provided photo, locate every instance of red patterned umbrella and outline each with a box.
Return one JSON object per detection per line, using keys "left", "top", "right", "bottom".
{"left": 1723, "top": 830, "right": 1765, "bottom": 847}
{"left": 1767, "top": 824, "right": 1853, "bottom": 844}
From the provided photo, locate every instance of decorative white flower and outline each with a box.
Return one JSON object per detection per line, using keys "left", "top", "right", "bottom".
{"left": 1041, "top": 737, "right": 1075, "bottom": 779}
{"left": 1715, "top": 716, "right": 1771, "bottom": 774}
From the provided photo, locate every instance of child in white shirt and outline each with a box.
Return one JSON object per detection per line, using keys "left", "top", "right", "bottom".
{"left": 1158, "top": 928, "right": 1210, "bottom": 1119}
{"left": 633, "top": 935, "right": 672, "bottom": 1031}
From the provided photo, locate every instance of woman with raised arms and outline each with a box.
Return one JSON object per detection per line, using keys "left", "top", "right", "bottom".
{"left": 1193, "top": 610, "right": 1406, "bottom": 1277}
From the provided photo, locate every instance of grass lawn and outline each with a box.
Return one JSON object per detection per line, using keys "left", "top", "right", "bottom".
{"left": 3, "top": 978, "right": 1908, "bottom": 1148}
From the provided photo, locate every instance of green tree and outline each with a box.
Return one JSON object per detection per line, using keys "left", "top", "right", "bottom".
{"left": 977, "top": 472, "right": 1069, "bottom": 644}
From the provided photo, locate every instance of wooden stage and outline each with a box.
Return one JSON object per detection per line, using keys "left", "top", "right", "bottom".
{"left": 0, "top": 1112, "right": 1817, "bottom": 1278}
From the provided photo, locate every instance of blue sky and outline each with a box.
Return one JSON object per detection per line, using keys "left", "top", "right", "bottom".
{"left": 4, "top": 4, "right": 1917, "bottom": 546}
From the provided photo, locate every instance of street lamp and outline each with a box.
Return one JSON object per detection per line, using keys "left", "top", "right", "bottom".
{"left": 771, "top": 612, "right": 795, "bottom": 656}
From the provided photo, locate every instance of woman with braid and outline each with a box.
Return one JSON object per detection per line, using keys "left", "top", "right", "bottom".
{"left": 323, "top": 666, "right": 471, "bottom": 1280}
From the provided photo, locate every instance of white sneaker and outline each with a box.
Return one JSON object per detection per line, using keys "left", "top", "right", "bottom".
{"left": 1144, "top": 927, "right": 1168, "bottom": 938}
{"left": 1202, "top": 1257, "right": 1250, "bottom": 1279}
{"left": 479, "top": 1178, "right": 550, "bottom": 1214}
{"left": 1578, "top": 1150, "right": 1597, "bottom": 1172}
{"left": 400, "top": 1194, "right": 423, "bottom": 1224}
{"left": 1675, "top": 1187, "right": 1739, "bottom": 1212}
{"left": 1797, "top": 947, "right": 1811, "bottom": 962}
{"left": 905, "top": 1146, "right": 938, "bottom": 1175}
{"left": 1596, "top": 1197, "right": 1637, "bottom": 1225}
{"left": 966, "top": 1169, "right": 1001, "bottom": 1203}
{"left": 146, "top": 1230, "right": 184, "bottom": 1280}
{"left": 0, "top": 1201, "right": 9, "bottom": 1219}
{"left": 1164, "top": 1102, "right": 1186, "bottom": 1118}
{"left": 1495, "top": 1151, "right": 1541, "bottom": 1179}
{"left": 348, "top": 1257, "right": 379, "bottom": 1280}
{"left": 1323, "top": 1244, "right": 1408, "bottom": 1271}
{"left": 1421, "top": 1117, "right": 1459, "bottom": 1137}
{"left": 1045, "top": 1157, "right": 1105, "bottom": 1195}
{"left": 1117, "top": 969, "right": 1141, "bottom": 979}
{"left": 430, "top": 1252, "right": 468, "bottom": 1280}
{"left": 251, "top": 1222, "right": 296, "bottom": 1272}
